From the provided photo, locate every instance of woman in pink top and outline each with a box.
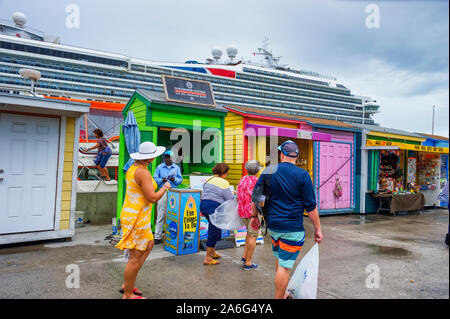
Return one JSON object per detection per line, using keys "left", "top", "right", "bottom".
{"left": 237, "top": 160, "right": 262, "bottom": 270}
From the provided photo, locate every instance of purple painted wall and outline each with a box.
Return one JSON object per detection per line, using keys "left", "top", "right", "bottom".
{"left": 315, "top": 128, "right": 355, "bottom": 212}
{"left": 317, "top": 128, "right": 354, "bottom": 143}
{"left": 245, "top": 123, "right": 331, "bottom": 141}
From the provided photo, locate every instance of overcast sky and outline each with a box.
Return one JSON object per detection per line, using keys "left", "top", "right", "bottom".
{"left": 1, "top": 0, "right": 448, "bottom": 137}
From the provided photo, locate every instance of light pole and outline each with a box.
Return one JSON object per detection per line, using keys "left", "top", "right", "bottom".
{"left": 432, "top": 105, "right": 436, "bottom": 135}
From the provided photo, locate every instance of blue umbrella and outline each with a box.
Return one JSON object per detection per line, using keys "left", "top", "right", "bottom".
{"left": 122, "top": 111, "right": 140, "bottom": 172}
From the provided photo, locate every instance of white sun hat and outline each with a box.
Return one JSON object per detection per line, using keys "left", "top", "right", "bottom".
{"left": 130, "top": 142, "right": 166, "bottom": 160}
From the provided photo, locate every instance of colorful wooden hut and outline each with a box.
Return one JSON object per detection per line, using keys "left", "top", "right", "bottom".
{"left": 117, "top": 89, "right": 228, "bottom": 225}
{"left": 223, "top": 105, "right": 360, "bottom": 215}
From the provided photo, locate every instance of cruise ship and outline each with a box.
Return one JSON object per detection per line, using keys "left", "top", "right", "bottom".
{"left": 0, "top": 12, "right": 380, "bottom": 129}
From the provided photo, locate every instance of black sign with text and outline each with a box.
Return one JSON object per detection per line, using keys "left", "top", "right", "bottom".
{"left": 162, "top": 75, "right": 216, "bottom": 107}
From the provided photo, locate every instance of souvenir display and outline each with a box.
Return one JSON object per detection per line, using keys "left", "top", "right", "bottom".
{"left": 377, "top": 150, "right": 417, "bottom": 195}
{"left": 378, "top": 150, "right": 401, "bottom": 193}
{"left": 440, "top": 155, "right": 448, "bottom": 189}
{"left": 418, "top": 153, "right": 440, "bottom": 189}
{"left": 417, "top": 153, "right": 441, "bottom": 206}
{"left": 407, "top": 157, "right": 416, "bottom": 185}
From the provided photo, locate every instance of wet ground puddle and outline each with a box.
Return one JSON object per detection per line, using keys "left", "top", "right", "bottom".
{"left": 366, "top": 244, "right": 412, "bottom": 257}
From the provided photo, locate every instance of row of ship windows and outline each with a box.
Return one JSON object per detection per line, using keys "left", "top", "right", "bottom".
{"left": 242, "top": 67, "right": 331, "bottom": 86}
{"left": 275, "top": 108, "right": 367, "bottom": 124}
{"left": 0, "top": 41, "right": 128, "bottom": 68}
{"left": 240, "top": 68, "right": 349, "bottom": 96}
{"left": 171, "top": 70, "right": 362, "bottom": 105}
{"left": 0, "top": 76, "right": 375, "bottom": 125}
{"left": 130, "top": 64, "right": 173, "bottom": 75}
{"left": 213, "top": 85, "right": 356, "bottom": 110}
{"left": 0, "top": 55, "right": 169, "bottom": 82}
{"left": 0, "top": 42, "right": 363, "bottom": 105}
{"left": 0, "top": 76, "right": 147, "bottom": 97}
{"left": 214, "top": 94, "right": 362, "bottom": 118}
{"left": 236, "top": 73, "right": 354, "bottom": 99}
{"left": 0, "top": 68, "right": 362, "bottom": 119}
{"left": 0, "top": 63, "right": 359, "bottom": 112}
{"left": 0, "top": 69, "right": 371, "bottom": 121}
{"left": 0, "top": 64, "right": 161, "bottom": 89}
{"left": 0, "top": 54, "right": 362, "bottom": 107}
{"left": 0, "top": 82, "right": 372, "bottom": 125}
{"left": 132, "top": 64, "right": 348, "bottom": 99}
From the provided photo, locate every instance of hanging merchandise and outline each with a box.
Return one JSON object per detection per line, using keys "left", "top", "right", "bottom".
{"left": 418, "top": 153, "right": 441, "bottom": 206}
{"left": 333, "top": 178, "right": 343, "bottom": 198}
{"left": 440, "top": 155, "right": 448, "bottom": 188}
{"left": 439, "top": 155, "right": 448, "bottom": 206}
{"left": 418, "top": 154, "right": 440, "bottom": 189}
{"left": 407, "top": 157, "right": 417, "bottom": 187}
{"left": 378, "top": 150, "right": 403, "bottom": 193}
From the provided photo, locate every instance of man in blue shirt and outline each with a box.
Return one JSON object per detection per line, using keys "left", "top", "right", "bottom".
{"left": 251, "top": 140, "right": 323, "bottom": 298}
{"left": 153, "top": 150, "right": 183, "bottom": 244}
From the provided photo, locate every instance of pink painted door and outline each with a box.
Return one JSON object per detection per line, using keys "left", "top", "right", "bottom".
{"left": 318, "top": 142, "right": 352, "bottom": 210}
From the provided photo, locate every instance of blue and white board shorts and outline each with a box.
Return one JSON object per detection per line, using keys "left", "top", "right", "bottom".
{"left": 269, "top": 229, "right": 305, "bottom": 269}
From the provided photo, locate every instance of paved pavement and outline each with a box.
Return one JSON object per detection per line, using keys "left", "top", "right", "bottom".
{"left": 0, "top": 208, "right": 448, "bottom": 299}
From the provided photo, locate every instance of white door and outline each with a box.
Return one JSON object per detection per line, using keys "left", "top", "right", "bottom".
{"left": 0, "top": 113, "right": 60, "bottom": 234}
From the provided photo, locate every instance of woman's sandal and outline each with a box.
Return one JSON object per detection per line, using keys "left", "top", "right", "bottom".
{"left": 212, "top": 253, "right": 221, "bottom": 259}
{"left": 203, "top": 259, "right": 220, "bottom": 265}
{"left": 119, "top": 287, "right": 143, "bottom": 296}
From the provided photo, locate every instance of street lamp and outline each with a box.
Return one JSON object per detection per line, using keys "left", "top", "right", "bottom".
{"left": 432, "top": 105, "right": 436, "bottom": 135}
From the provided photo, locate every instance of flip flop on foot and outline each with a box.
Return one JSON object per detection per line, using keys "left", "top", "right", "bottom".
{"left": 119, "top": 287, "right": 143, "bottom": 296}
{"left": 203, "top": 259, "right": 220, "bottom": 265}
{"left": 212, "top": 253, "right": 221, "bottom": 259}
{"left": 124, "top": 295, "right": 146, "bottom": 299}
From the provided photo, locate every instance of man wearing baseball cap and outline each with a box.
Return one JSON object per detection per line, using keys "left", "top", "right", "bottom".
{"left": 153, "top": 149, "right": 183, "bottom": 244}
{"left": 251, "top": 140, "right": 323, "bottom": 298}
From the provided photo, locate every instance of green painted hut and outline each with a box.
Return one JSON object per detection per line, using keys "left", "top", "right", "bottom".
{"left": 116, "top": 89, "right": 228, "bottom": 225}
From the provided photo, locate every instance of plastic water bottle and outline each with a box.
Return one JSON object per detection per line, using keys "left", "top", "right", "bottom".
{"left": 112, "top": 217, "right": 117, "bottom": 235}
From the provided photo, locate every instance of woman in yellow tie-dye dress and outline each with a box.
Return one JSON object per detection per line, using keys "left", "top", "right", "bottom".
{"left": 116, "top": 142, "right": 170, "bottom": 299}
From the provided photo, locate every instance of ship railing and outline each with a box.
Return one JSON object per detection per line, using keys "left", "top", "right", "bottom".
{"left": 0, "top": 18, "right": 45, "bottom": 38}
{"left": 241, "top": 60, "right": 337, "bottom": 81}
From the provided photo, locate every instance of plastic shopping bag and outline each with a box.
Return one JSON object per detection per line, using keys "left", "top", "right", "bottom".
{"left": 286, "top": 243, "right": 319, "bottom": 299}
{"left": 210, "top": 199, "right": 244, "bottom": 230}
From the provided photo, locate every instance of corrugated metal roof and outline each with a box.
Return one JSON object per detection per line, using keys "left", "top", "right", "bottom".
{"left": 0, "top": 91, "right": 90, "bottom": 114}
{"left": 45, "top": 96, "right": 124, "bottom": 112}
{"left": 351, "top": 123, "right": 424, "bottom": 139}
{"left": 414, "top": 132, "right": 449, "bottom": 141}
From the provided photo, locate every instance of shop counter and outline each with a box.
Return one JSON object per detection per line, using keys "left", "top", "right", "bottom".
{"left": 370, "top": 193, "right": 425, "bottom": 216}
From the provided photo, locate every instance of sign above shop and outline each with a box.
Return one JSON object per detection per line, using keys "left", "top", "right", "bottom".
{"left": 162, "top": 75, "right": 216, "bottom": 107}
{"left": 297, "top": 130, "right": 313, "bottom": 140}
{"left": 244, "top": 123, "right": 331, "bottom": 141}
{"left": 366, "top": 139, "right": 449, "bottom": 154}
